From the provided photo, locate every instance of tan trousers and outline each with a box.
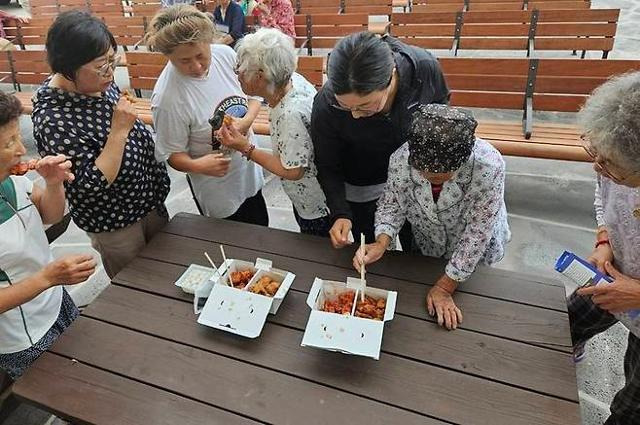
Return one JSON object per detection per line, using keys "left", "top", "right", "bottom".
{"left": 0, "top": 38, "right": 16, "bottom": 51}
{"left": 88, "top": 209, "right": 168, "bottom": 279}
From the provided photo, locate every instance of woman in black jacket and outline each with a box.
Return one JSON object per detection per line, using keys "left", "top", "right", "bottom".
{"left": 311, "top": 31, "right": 450, "bottom": 249}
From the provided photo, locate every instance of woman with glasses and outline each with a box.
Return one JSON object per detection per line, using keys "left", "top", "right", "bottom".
{"left": 311, "top": 31, "right": 450, "bottom": 250}
{"left": 145, "top": 5, "right": 267, "bottom": 227}
{"left": 567, "top": 72, "right": 640, "bottom": 425}
{"left": 32, "top": 11, "right": 171, "bottom": 279}
{"left": 219, "top": 28, "right": 330, "bottom": 236}
{"left": 353, "top": 104, "right": 510, "bottom": 330}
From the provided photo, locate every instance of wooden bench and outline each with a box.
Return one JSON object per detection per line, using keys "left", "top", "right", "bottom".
{"left": 28, "top": 0, "right": 126, "bottom": 17}
{"left": 101, "top": 16, "right": 150, "bottom": 51}
{"left": 294, "top": 13, "right": 370, "bottom": 55}
{"left": 129, "top": 0, "right": 162, "bottom": 17}
{"left": 2, "top": 17, "right": 55, "bottom": 50}
{"left": 411, "top": 0, "right": 590, "bottom": 12}
{"left": 124, "top": 51, "right": 325, "bottom": 133}
{"left": 342, "top": 0, "right": 393, "bottom": 15}
{"left": 439, "top": 57, "right": 640, "bottom": 160}
{"left": 294, "top": 0, "right": 342, "bottom": 14}
{"left": 389, "top": 8, "right": 619, "bottom": 58}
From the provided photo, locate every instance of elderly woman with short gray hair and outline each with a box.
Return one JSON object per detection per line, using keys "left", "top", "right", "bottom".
{"left": 569, "top": 72, "right": 640, "bottom": 425}
{"left": 219, "top": 28, "right": 331, "bottom": 236}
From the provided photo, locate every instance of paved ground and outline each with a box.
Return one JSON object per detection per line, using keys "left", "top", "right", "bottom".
{"left": 1, "top": 0, "right": 640, "bottom": 424}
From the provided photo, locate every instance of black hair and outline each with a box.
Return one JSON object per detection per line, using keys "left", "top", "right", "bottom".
{"left": 46, "top": 10, "right": 117, "bottom": 81}
{"left": 327, "top": 32, "right": 395, "bottom": 96}
{"left": 0, "top": 91, "right": 22, "bottom": 127}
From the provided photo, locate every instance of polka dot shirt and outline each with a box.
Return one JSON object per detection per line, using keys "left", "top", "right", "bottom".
{"left": 32, "top": 80, "right": 171, "bottom": 233}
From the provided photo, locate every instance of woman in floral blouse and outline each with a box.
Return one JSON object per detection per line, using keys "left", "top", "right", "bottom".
{"left": 252, "top": 0, "right": 295, "bottom": 38}
{"left": 354, "top": 104, "right": 510, "bottom": 330}
{"left": 32, "top": 11, "right": 170, "bottom": 279}
{"left": 567, "top": 72, "right": 640, "bottom": 425}
{"left": 220, "top": 28, "right": 330, "bottom": 236}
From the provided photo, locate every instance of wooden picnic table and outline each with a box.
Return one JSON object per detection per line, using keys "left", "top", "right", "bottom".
{"left": 12, "top": 213, "right": 581, "bottom": 425}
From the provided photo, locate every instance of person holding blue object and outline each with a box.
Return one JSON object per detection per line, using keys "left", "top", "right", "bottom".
{"left": 569, "top": 72, "right": 640, "bottom": 425}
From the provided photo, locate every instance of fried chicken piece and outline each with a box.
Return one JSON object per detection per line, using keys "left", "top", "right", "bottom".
{"left": 230, "top": 269, "right": 255, "bottom": 289}
{"left": 322, "top": 290, "right": 355, "bottom": 316}
{"left": 249, "top": 276, "right": 282, "bottom": 297}
{"left": 9, "top": 159, "right": 38, "bottom": 176}
{"left": 122, "top": 89, "right": 136, "bottom": 103}
{"left": 355, "top": 295, "right": 386, "bottom": 321}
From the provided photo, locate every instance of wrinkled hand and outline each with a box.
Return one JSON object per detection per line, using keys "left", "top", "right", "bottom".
{"left": 578, "top": 261, "right": 640, "bottom": 313}
{"left": 353, "top": 242, "right": 385, "bottom": 272}
{"left": 219, "top": 121, "right": 250, "bottom": 152}
{"left": 110, "top": 97, "right": 137, "bottom": 137}
{"left": 427, "top": 285, "right": 463, "bottom": 330}
{"left": 36, "top": 154, "right": 74, "bottom": 185}
{"left": 329, "top": 218, "right": 352, "bottom": 249}
{"left": 195, "top": 153, "right": 232, "bottom": 177}
{"left": 587, "top": 244, "right": 614, "bottom": 274}
{"left": 40, "top": 254, "right": 96, "bottom": 287}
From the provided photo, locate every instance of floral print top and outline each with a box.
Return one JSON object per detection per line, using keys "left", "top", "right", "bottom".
{"left": 253, "top": 0, "right": 295, "bottom": 38}
{"left": 270, "top": 73, "right": 329, "bottom": 220}
{"left": 375, "top": 139, "right": 511, "bottom": 282}
{"left": 594, "top": 175, "right": 640, "bottom": 333}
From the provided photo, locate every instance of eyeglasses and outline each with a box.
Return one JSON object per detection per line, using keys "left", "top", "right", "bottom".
{"left": 331, "top": 74, "right": 394, "bottom": 115}
{"left": 95, "top": 54, "right": 121, "bottom": 78}
{"left": 580, "top": 135, "right": 628, "bottom": 183}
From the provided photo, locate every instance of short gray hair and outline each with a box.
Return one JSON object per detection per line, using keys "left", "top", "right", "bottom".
{"left": 235, "top": 28, "right": 296, "bottom": 94}
{"left": 578, "top": 72, "right": 640, "bottom": 173}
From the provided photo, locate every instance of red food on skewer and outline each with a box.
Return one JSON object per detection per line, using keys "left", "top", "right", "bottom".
{"left": 9, "top": 159, "right": 38, "bottom": 176}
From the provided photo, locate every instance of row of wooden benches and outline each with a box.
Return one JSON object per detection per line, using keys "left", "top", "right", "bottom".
{"left": 4, "top": 7, "right": 620, "bottom": 59}
{"left": 25, "top": 0, "right": 592, "bottom": 18}
{"left": 2, "top": 49, "right": 638, "bottom": 162}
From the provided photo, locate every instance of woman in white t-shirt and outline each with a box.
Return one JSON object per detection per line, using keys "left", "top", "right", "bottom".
{"left": 0, "top": 92, "right": 96, "bottom": 379}
{"left": 219, "top": 28, "right": 331, "bottom": 236}
{"left": 146, "top": 5, "right": 267, "bottom": 226}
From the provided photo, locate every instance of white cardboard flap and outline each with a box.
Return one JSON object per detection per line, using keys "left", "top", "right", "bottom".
{"left": 193, "top": 278, "right": 216, "bottom": 314}
{"left": 254, "top": 258, "right": 273, "bottom": 270}
{"left": 216, "top": 259, "right": 256, "bottom": 288}
{"left": 306, "top": 278, "right": 324, "bottom": 308}
{"left": 197, "top": 285, "right": 272, "bottom": 338}
{"left": 301, "top": 311, "right": 385, "bottom": 360}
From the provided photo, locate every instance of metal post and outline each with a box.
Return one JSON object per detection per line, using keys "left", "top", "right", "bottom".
{"left": 526, "top": 9, "right": 539, "bottom": 58}
{"left": 522, "top": 58, "right": 539, "bottom": 139}
{"left": 306, "top": 14, "right": 312, "bottom": 56}
{"left": 452, "top": 11, "right": 464, "bottom": 56}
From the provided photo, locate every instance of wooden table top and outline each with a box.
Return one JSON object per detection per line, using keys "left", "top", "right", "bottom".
{"left": 13, "top": 213, "right": 581, "bottom": 425}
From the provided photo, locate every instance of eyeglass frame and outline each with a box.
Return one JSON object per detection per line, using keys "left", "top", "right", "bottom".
{"left": 330, "top": 73, "right": 394, "bottom": 114}
{"left": 580, "top": 134, "right": 631, "bottom": 183}
{"left": 92, "top": 53, "right": 121, "bottom": 78}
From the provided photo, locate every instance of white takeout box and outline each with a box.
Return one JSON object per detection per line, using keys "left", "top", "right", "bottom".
{"left": 196, "top": 258, "right": 295, "bottom": 338}
{"left": 301, "top": 277, "right": 397, "bottom": 360}
{"left": 174, "top": 264, "right": 216, "bottom": 295}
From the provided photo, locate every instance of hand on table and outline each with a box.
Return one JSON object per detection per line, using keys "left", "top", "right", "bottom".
{"left": 578, "top": 261, "right": 640, "bottom": 314}
{"left": 426, "top": 279, "right": 462, "bottom": 330}
{"left": 329, "top": 218, "right": 352, "bottom": 249}
{"left": 36, "top": 154, "right": 74, "bottom": 185}
{"left": 39, "top": 254, "right": 97, "bottom": 287}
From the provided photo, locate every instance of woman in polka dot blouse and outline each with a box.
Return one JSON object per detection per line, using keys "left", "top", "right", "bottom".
{"left": 32, "top": 11, "right": 171, "bottom": 279}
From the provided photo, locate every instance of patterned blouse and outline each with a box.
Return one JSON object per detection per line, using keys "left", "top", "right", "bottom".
{"left": 254, "top": 0, "right": 295, "bottom": 38}
{"left": 270, "top": 73, "right": 329, "bottom": 220}
{"left": 594, "top": 175, "right": 640, "bottom": 332}
{"left": 32, "top": 80, "right": 170, "bottom": 233}
{"left": 375, "top": 139, "right": 511, "bottom": 282}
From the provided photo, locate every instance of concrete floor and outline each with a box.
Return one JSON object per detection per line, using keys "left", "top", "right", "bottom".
{"left": 1, "top": 0, "right": 640, "bottom": 424}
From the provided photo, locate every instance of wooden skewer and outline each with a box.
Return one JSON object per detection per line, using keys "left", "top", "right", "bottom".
{"left": 360, "top": 233, "right": 366, "bottom": 302}
{"left": 220, "top": 245, "right": 233, "bottom": 286}
{"left": 205, "top": 251, "right": 229, "bottom": 286}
